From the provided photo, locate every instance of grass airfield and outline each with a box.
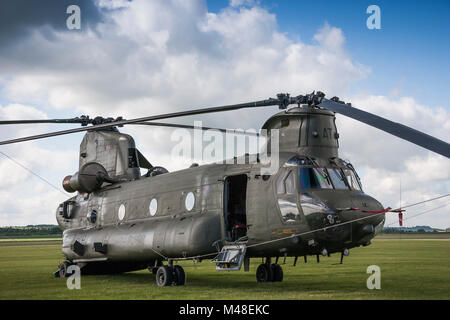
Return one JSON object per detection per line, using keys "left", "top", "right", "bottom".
{"left": 0, "top": 236, "right": 449, "bottom": 300}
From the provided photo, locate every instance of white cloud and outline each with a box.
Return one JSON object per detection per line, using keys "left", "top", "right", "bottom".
{"left": 229, "top": 0, "right": 259, "bottom": 7}
{"left": 0, "top": 103, "right": 78, "bottom": 225}
{"left": 313, "top": 23, "right": 345, "bottom": 52}
{"left": 0, "top": 0, "right": 367, "bottom": 116}
{"left": 336, "top": 95, "right": 450, "bottom": 228}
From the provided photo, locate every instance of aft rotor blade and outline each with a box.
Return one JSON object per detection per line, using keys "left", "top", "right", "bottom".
{"left": 132, "top": 122, "right": 259, "bottom": 136}
{"left": 319, "top": 98, "right": 450, "bottom": 158}
{"left": 0, "top": 118, "right": 88, "bottom": 125}
{"left": 0, "top": 98, "right": 278, "bottom": 145}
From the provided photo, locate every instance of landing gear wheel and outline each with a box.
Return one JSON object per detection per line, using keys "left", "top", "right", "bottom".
{"left": 256, "top": 264, "right": 273, "bottom": 283}
{"left": 156, "top": 265, "right": 173, "bottom": 287}
{"left": 173, "top": 265, "right": 186, "bottom": 286}
{"left": 57, "top": 261, "right": 72, "bottom": 278}
{"left": 271, "top": 264, "right": 283, "bottom": 282}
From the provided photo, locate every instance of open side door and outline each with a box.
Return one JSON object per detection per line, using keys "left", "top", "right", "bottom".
{"left": 223, "top": 174, "right": 248, "bottom": 242}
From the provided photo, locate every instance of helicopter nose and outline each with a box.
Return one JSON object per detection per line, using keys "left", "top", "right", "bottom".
{"left": 334, "top": 194, "right": 387, "bottom": 242}
{"left": 350, "top": 194, "right": 385, "bottom": 221}
{"left": 352, "top": 195, "right": 391, "bottom": 245}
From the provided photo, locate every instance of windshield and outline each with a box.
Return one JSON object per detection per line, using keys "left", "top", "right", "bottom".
{"left": 298, "top": 167, "right": 333, "bottom": 189}
{"left": 298, "top": 167, "right": 363, "bottom": 191}
{"left": 343, "top": 168, "right": 362, "bottom": 191}
{"left": 328, "top": 168, "right": 349, "bottom": 190}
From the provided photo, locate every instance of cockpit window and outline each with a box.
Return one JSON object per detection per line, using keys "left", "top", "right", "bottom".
{"left": 328, "top": 168, "right": 349, "bottom": 190}
{"left": 285, "top": 171, "right": 295, "bottom": 194}
{"left": 343, "top": 169, "right": 362, "bottom": 191}
{"left": 276, "top": 170, "right": 295, "bottom": 194}
{"left": 276, "top": 170, "right": 287, "bottom": 194}
{"left": 298, "top": 168, "right": 333, "bottom": 190}
{"left": 276, "top": 169, "right": 301, "bottom": 223}
{"left": 286, "top": 156, "right": 315, "bottom": 166}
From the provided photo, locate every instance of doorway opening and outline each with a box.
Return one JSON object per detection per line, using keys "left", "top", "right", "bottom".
{"left": 223, "top": 174, "right": 248, "bottom": 242}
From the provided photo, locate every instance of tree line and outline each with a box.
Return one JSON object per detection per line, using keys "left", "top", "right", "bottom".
{"left": 0, "top": 225, "right": 62, "bottom": 236}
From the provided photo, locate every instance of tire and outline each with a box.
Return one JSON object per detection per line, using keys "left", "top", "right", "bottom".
{"left": 271, "top": 264, "right": 283, "bottom": 282}
{"left": 173, "top": 265, "right": 186, "bottom": 286}
{"left": 156, "top": 266, "right": 173, "bottom": 287}
{"left": 256, "top": 264, "right": 273, "bottom": 283}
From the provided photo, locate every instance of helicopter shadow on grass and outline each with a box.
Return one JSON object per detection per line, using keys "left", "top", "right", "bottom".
{"left": 95, "top": 269, "right": 360, "bottom": 296}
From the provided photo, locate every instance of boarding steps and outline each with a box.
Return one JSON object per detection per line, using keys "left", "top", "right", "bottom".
{"left": 211, "top": 243, "right": 247, "bottom": 271}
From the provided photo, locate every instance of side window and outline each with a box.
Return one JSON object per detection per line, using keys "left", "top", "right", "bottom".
{"left": 276, "top": 170, "right": 287, "bottom": 194}
{"left": 278, "top": 194, "right": 301, "bottom": 223}
{"left": 276, "top": 169, "right": 301, "bottom": 223}
{"left": 185, "top": 192, "right": 195, "bottom": 211}
{"left": 149, "top": 198, "right": 158, "bottom": 216}
{"left": 276, "top": 170, "right": 295, "bottom": 194}
{"left": 285, "top": 170, "right": 295, "bottom": 194}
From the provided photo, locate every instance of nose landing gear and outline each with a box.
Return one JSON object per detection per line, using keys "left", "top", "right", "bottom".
{"left": 54, "top": 261, "right": 74, "bottom": 278}
{"left": 340, "top": 248, "right": 350, "bottom": 264}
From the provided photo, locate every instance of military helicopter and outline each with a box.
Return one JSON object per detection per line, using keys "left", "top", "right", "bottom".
{"left": 0, "top": 91, "right": 448, "bottom": 286}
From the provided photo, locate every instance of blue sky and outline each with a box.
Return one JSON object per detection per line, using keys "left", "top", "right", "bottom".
{"left": 208, "top": 0, "right": 450, "bottom": 108}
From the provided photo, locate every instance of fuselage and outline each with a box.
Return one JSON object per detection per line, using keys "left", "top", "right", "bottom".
{"left": 56, "top": 152, "right": 385, "bottom": 273}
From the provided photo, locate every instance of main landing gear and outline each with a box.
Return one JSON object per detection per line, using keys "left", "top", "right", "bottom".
{"left": 256, "top": 258, "right": 283, "bottom": 283}
{"left": 154, "top": 264, "right": 186, "bottom": 287}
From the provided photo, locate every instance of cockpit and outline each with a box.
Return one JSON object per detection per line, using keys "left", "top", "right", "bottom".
{"left": 298, "top": 167, "right": 362, "bottom": 191}
{"left": 275, "top": 156, "right": 363, "bottom": 224}
{"left": 282, "top": 156, "right": 363, "bottom": 192}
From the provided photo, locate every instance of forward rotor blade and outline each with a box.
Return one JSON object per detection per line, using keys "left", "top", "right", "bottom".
{"left": 132, "top": 122, "right": 259, "bottom": 136}
{"left": 319, "top": 98, "right": 450, "bottom": 158}
{"left": 0, "top": 98, "right": 278, "bottom": 145}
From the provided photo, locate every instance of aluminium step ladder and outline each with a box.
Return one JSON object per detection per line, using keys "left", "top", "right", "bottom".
{"left": 211, "top": 243, "right": 247, "bottom": 271}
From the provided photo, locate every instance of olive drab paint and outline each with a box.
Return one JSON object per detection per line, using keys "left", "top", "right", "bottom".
{"left": 55, "top": 104, "right": 386, "bottom": 276}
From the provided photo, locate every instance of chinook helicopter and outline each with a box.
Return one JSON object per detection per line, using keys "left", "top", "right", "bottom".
{"left": 0, "top": 91, "right": 449, "bottom": 286}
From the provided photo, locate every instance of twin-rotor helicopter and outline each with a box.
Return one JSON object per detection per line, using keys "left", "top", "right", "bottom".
{"left": 1, "top": 91, "right": 448, "bottom": 286}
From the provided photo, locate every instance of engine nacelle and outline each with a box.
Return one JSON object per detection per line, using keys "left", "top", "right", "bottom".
{"left": 62, "top": 162, "right": 110, "bottom": 193}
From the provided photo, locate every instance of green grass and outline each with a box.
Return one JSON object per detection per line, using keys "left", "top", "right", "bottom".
{"left": 376, "top": 233, "right": 450, "bottom": 239}
{"left": 0, "top": 239, "right": 448, "bottom": 300}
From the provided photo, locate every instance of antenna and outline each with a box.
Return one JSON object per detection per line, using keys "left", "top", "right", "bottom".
{"left": 399, "top": 178, "right": 403, "bottom": 226}
{"left": 390, "top": 177, "right": 406, "bottom": 226}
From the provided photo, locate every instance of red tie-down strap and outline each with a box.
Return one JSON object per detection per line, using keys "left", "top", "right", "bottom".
{"left": 390, "top": 208, "right": 406, "bottom": 226}
{"left": 361, "top": 207, "right": 392, "bottom": 214}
